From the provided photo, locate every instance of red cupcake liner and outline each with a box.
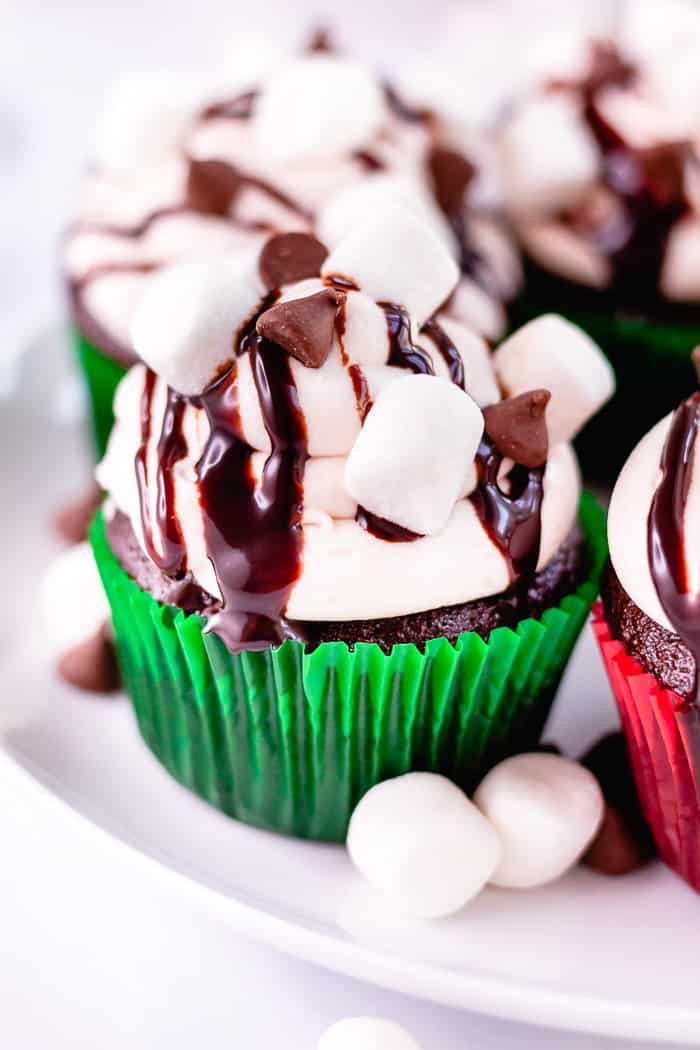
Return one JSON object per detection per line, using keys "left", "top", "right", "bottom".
{"left": 592, "top": 603, "right": 700, "bottom": 892}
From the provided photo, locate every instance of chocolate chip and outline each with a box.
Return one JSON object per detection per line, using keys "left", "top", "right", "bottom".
{"left": 256, "top": 289, "right": 343, "bottom": 368}
{"left": 186, "top": 158, "right": 241, "bottom": 216}
{"left": 52, "top": 485, "right": 103, "bottom": 545}
{"left": 306, "top": 26, "right": 334, "bottom": 52}
{"left": 483, "top": 389, "right": 551, "bottom": 468}
{"left": 428, "top": 147, "right": 475, "bottom": 216}
{"left": 692, "top": 345, "right": 700, "bottom": 385}
{"left": 580, "top": 732, "right": 656, "bottom": 875}
{"left": 57, "top": 625, "right": 120, "bottom": 694}
{"left": 258, "top": 233, "right": 329, "bottom": 290}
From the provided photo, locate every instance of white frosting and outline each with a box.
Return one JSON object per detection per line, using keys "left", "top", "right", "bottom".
{"left": 67, "top": 55, "right": 520, "bottom": 358}
{"left": 474, "top": 753, "right": 603, "bottom": 889}
{"left": 607, "top": 412, "right": 700, "bottom": 632}
{"left": 347, "top": 773, "right": 502, "bottom": 918}
{"left": 98, "top": 249, "right": 598, "bottom": 620}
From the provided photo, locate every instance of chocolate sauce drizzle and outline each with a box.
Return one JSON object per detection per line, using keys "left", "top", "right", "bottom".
{"left": 469, "top": 438, "right": 545, "bottom": 586}
{"left": 561, "top": 42, "right": 692, "bottom": 298}
{"left": 200, "top": 90, "right": 258, "bottom": 121}
{"left": 647, "top": 393, "right": 700, "bottom": 703}
{"left": 355, "top": 507, "right": 420, "bottom": 543}
{"left": 194, "top": 311, "right": 308, "bottom": 651}
{"left": 381, "top": 302, "right": 435, "bottom": 376}
{"left": 135, "top": 372, "right": 188, "bottom": 576}
{"left": 420, "top": 317, "right": 465, "bottom": 389}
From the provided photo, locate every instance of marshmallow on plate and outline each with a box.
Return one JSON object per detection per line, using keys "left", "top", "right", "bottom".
{"left": 318, "top": 1018, "right": 422, "bottom": 1050}
{"left": 322, "top": 208, "right": 460, "bottom": 327}
{"left": 347, "top": 772, "right": 502, "bottom": 918}
{"left": 344, "top": 374, "right": 483, "bottom": 535}
{"left": 500, "top": 95, "right": 599, "bottom": 216}
{"left": 40, "top": 543, "right": 110, "bottom": 661}
{"left": 474, "top": 753, "right": 604, "bottom": 889}
{"left": 131, "top": 255, "right": 263, "bottom": 395}
{"left": 492, "top": 314, "right": 615, "bottom": 448}
{"left": 255, "top": 55, "right": 387, "bottom": 166}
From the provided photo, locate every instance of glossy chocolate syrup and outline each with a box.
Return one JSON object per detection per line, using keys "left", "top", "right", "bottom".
{"left": 647, "top": 393, "right": 700, "bottom": 702}
{"left": 355, "top": 507, "right": 420, "bottom": 542}
{"left": 469, "top": 437, "right": 545, "bottom": 585}
{"left": 200, "top": 90, "right": 257, "bottom": 121}
{"left": 195, "top": 312, "right": 308, "bottom": 651}
{"left": 381, "top": 302, "right": 435, "bottom": 375}
{"left": 563, "top": 42, "right": 691, "bottom": 298}
{"left": 134, "top": 372, "right": 188, "bottom": 576}
{"left": 420, "top": 317, "right": 465, "bottom": 389}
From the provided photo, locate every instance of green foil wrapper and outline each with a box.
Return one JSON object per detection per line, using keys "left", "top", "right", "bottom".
{"left": 91, "top": 492, "right": 606, "bottom": 841}
{"left": 72, "top": 329, "right": 127, "bottom": 457}
{"left": 513, "top": 268, "right": 700, "bottom": 480}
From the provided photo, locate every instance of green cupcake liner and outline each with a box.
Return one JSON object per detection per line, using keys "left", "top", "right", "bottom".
{"left": 90, "top": 492, "right": 606, "bottom": 841}
{"left": 72, "top": 329, "right": 127, "bottom": 458}
{"left": 512, "top": 267, "right": 700, "bottom": 480}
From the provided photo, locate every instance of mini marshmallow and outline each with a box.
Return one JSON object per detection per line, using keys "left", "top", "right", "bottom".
{"left": 318, "top": 1018, "right": 422, "bottom": 1050}
{"left": 446, "top": 276, "right": 506, "bottom": 342}
{"left": 318, "top": 174, "right": 450, "bottom": 249}
{"left": 347, "top": 772, "right": 502, "bottom": 918}
{"left": 342, "top": 291, "right": 391, "bottom": 367}
{"left": 130, "top": 255, "right": 263, "bottom": 395}
{"left": 660, "top": 217, "right": 700, "bottom": 301}
{"left": 501, "top": 95, "right": 599, "bottom": 217}
{"left": 474, "top": 753, "right": 604, "bottom": 889}
{"left": 94, "top": 71, "right": 200, "bottom": 173}
{"left": 323, "top": 208, "right": 460, "bottom": 327}
{"left": 39, "top": 544, "right": 111, "bottom": 661}
{"left": 492, "top": 314, "right": 615, "bottom": 448}
{"left": 255, "top": 55, "right": 386, "bottom": 166}
{"left": 344, "top": 374, "right": 483, "bottom": 535}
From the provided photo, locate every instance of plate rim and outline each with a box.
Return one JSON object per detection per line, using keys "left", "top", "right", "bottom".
{"left": 1, "top": 742, "right": 697, "bottom": 1046}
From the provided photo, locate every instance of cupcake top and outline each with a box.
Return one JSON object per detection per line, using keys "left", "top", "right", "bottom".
{"left": 609, "top": 356, "right": 700, "bottom": 668}
{"left": 500, "top": 36, "right": 700, "bottom": 303}
{"left": 64, "top": 49, "right": 520, "bottom": 364}
{"left": 97, "top": 210, "right": 613, "bottom": 651}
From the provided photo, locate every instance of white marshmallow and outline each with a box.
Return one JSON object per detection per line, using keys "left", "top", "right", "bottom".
{"left": 342, "top": 291, "right": 390, "bottom": 367}
{"left": 318, "top": 174, "right": 450, "bottom": 249}
{"left": 318, "top": 1018, "right": 422, "bottom": 1050}
{"left": 474, "top": 753, "right": 604, "bottom": 889}
{"left": 344, "top": 374, "right": 483, "bottom": 535}
{"left": 517, "top": 220, "right": 611, "bottom": 290}
{"left": 39, "top": 544, "right": 110, "bottom": 661}
{"left": 661, "top": 217, "right": 700, "bottom": 301}
{"left": 94, "top": 72, "right": 200, "bottom": 173}
{"left": 255, "top": 55, "right": 386, "bottom": 166}
{"left": 492, "top": 314, "right": 615, "bottom": 448}
{"left": 130, "top": 255, "right": 263, "bottom": 396}
{"left": 501, "top": 95, "right": 599, "bottom": 217}
{"left": 323, "top": 209, "right": 460, "bottom": 327}
{"left": 347, "top": 773, "right": 501, "bottom": 919}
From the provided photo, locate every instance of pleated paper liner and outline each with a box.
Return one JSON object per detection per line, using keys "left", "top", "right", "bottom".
{"left": 91, "top": 493, "right": 606, "bottom": 842}
{"left": 72, "top": 329, "right": 127, "bottom": 457}
{"left": 593, "top": 605, "right": 700, "bottom": 893}
{"left": 512, "top": 266, "right": 700, "bottom": 482}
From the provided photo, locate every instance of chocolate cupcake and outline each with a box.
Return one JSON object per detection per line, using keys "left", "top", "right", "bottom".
{"left": 501, "top": 32, "right": 700, "bottom": 476}
{"left": 64, "top": 50, "right": 520, "bottom": 456}
{"left": 92, "top": 212, "right": 610, "bottom": 840}
{"left": 596, "top": 358, "right": 700, "bottom": 890}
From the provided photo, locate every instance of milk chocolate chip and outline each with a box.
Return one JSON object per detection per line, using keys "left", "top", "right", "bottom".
{"left": 483, "top": 389, "right": 551, "bottom": 468}
{"left": 259, "top": 233, "right": 329, "bottom": 290}
{"left": 428, "top": 146, "right": 475, "bottom": 216}
{"left": 256, "top": 288, "right": 343, "bottom": 368}
{"left": 187, "top": 158, "right": 241, "bottom": 217}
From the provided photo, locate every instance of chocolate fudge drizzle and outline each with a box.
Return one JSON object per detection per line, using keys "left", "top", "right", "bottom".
{"left": 420, "top": 317, "right": 465, "bottom": 389}
{"left": 135, "top": 371, "right": 189, "bottom": 575}
{"left": 560, "top": 42, "right": 692, "bottom": 298}
{"left": 194, "top": 308, "right": 309, "bottom": 651}
{"left": 647, "top": 393, "right": 700, "bottom": 702}
{"left": 381, "top": 302, "right": 435, "bottom": 375}
{"left": 469, "top": 438, "right": 545, "bottom": 586}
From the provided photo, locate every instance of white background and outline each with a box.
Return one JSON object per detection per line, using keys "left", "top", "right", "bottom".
{"left": 0, "top": 2, "right": 692, "bottom": 1046}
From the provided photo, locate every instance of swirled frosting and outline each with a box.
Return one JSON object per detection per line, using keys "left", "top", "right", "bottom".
{"left": 97, "top": 217, "right": 613, "bottom": 651}
{"left": 500, "top": 34, "right": 700, "bottom": 303}
{"left": 65, "top": 51, "right": 520, "bottom": 364}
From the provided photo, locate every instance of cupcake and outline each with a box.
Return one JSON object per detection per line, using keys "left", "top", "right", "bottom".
{"left": 501, "top": 33, "right": 700, "bottom": 476}
{"left": 596, "top": 354, "right": 700, "bottom": 890}
{"left": 92, "top": 209, "right": 611, "bottom": 840}
{"left": 64, "top": 48, "right": 520, "bottom": 456}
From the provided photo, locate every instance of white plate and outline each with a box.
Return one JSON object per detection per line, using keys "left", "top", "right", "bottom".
{"left": 2, "top": 329, "right": 700, "bottom": 1046}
